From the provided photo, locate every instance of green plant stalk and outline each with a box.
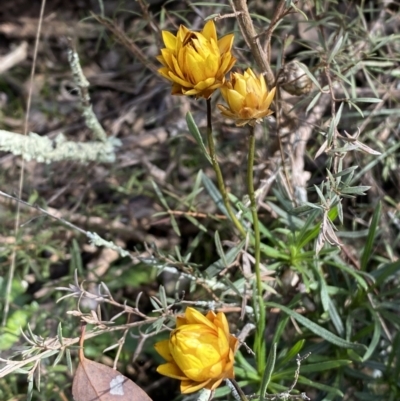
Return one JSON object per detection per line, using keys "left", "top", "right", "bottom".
{"left": 206, "top": 98, "right": 246, "bottom": 238}
{"left": 247, "top": 124, "right": 266, "bottom": 375}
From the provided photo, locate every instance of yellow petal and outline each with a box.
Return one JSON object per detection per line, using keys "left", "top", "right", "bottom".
{"left": 205, "top": 310, "right": 217, "bottom": 322}
{"left": 194, "top": 77, "right": 216, "bottom": 91}
{"left": 214, "top": 312, "right": 230, "bottom": 339}
{"left": 201, "top": 20, "right": 217, "bottom": 42}
{"left": 204, "top": 54, "right": 219, "bottom": 78}
{"left": 218, "top": 53, "right": 236, "bottom": 77}
{"left": 154, "top": 339, "right": 173, "bottom": 362}
{"left": 157, "top": 362, "right": 187, "bottom": 380}
{"left": 264, "top": 86, "right": 276, "bottom": 109}
{"left": 160, "top": 48, "right": 175, "bottom": 70}
{"left": 184, "top": 307, "right": 216, "bottom": 329}
{"left": 177, "top": 25, "right": 190, "bottom": 44}
{"left": 168, "top": 70, "right": 192, "bottom": 88}
{"left": 183, "top": 87, "right": 201, "bottom": 96}
{"left": 216, "top": 326, "right": 230, "bottom": 358}
{"left": 217, "top": 104, "right": 237, "bottom": 120}
{"left": 187, "top": 54, "right": 207, "bottom": 83}
{"left": 218, "top": 33, "right": 234, "bottom": 54}
{"left": 229, "top": 335, "right": 240, "bottom": 352}
{"left": 181, "top": 379, "right": 211, "bottom": 394}
{"left": 176, "top": 315, "right": 187, "bottom": 328}
{"left": 207, "top": 359, "right": 224, "bottom": 378}
{"left": 245, "top": 92, "right": 259, "bottom": 110}
{"left": 226, "top": 89, "right": 245, "bottom": 113}
{"left": 245, "top": 68, "right": 256, "bottom": 80}
{"left": 156, "top": 54, "right": 167, "bottom": 67}
{"left": 171, "top": 83, "right": 184, "bottom": 95}
{"left": 209, "top": 378, "right": 223, "bottom": 390}
{"left": 171, "top": 54, "right": 186, "bottom": 80}
{"left": 259, "top": 73, "right": 267, "bottom": 94}
{"left": 162, "top": 30, "right": 177, "bottom": 50}
{"left": 158, "top": 67, "right": 174, "bottom": 82}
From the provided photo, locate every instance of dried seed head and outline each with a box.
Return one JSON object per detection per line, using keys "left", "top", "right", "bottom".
{"left": 279, "top": 60, "right": 313, "bottom": 96}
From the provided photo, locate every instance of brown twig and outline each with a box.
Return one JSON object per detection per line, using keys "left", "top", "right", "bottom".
{"left": 91, "top": 13, "right": 160, "bottom": 76}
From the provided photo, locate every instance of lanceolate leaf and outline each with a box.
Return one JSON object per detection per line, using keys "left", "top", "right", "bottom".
{"left": 186, "top": 112, "right": 211, "bottom": 164}
{"left": 361, "top": 201, "right": 381, "bottom": 271}
{"left": 259, "top": 343, "right": 277, "bottom": 400}
{"left": 265, "top": 302, "right": 366, "bottom": 352}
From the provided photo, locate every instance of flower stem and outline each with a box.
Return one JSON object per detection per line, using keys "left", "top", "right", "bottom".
{"left": 206, "top": 98, "right": 246, "bottom": 238}
{"left": 247, "top": 125, "right": 266, "bottom": 374}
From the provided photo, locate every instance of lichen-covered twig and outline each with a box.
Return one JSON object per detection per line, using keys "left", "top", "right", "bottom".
{"left": 0, "top": 190, "right": 129, "bottom": 259}
{"left": 0, "top": 130, "right": 120, "bottom": 164}
{"left": 67, "top": 44, "right": 108, "bottom": 143}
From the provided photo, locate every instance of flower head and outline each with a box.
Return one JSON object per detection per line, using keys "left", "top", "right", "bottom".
{"left": 217, "top": 68, "right": 276, "bottom": 126}
{"left": 157, "top": 20, "right": 236, "bottom": 99}
{"left": 154, "top": 307, "right": 239, "bottom": 394}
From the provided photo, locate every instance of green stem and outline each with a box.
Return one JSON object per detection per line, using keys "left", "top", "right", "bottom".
{"left": 247, "top": 125, "right": 265, "bottom": 375}
{"left": 206, "top": 98, "right": 246, "bottom": 238}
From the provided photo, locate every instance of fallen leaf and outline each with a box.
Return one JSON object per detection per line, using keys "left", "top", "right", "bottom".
{"left": 72, "top": 358, "right": 153, "bottom": 401}
{"left": 72, "top": 324, "right": 153, "bottom": 401}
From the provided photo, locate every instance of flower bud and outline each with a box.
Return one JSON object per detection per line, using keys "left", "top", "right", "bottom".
{"left": 217, "top": 68, "right": 276, "bottom": 126}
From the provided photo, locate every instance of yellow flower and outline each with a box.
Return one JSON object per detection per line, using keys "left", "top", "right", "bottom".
{"left": 154, "top": 307, "right": 239, "bottom": 394}
{"left": 157, "top": 20, "right": 236, "bottom": 99}
{"left": 217, "top": 68, "right": 276, "bottom": 126}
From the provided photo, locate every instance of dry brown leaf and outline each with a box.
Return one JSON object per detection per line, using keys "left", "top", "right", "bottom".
{"left": 72, "top": 325, "right": 153, "bottom": 401}
{"left": 72, "top": 358, "right": 153, "bottom": 401}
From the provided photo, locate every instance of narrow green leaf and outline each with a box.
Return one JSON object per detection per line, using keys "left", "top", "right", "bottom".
{"left": 53, "top": 348, "right": 65, "bottom": 367}
{"left": 274, "top": 360, "right": 351, "bottom": 377}
{"left": 296, "top": 375, "right": 344, "bottom": 396}
{"left": 340, "top": 186, "right": 371, "bottom": 195}
{"left": 296, "top": 62, "right": 322, "bottom": 91}
{"left": 277, "top": 340, "right": 305, "bottom": 368}
{"left": 259, "top": 343, "right": 277, "bottom": 399}
{"left": 235, "top": 350, "right": 259, "bottom": 379}
{"left": 184, "top": 214, "right": 207, "bottom": 232}
{"left": 265, "top": 302, "right": 366, "bottom": 352}
{"left": 327, "top": 262, "right": 371, "bottom": 291}
{"left": 205, "top": 240, "right": 245, "bottom": 277}
{"left": 334, "top": 102, "right": 344, "bottom": 127}
{"left": 170, "top": 214, "right": 181, "bottom": 236}
{"left": 328, "top": 34, "right": 344, "bottom": 63}
{"left": 362, "top": 313, "right": 381, "bottom": 362}
{"left": 66, "top": 348, "right": 73, "bottom": 374}
{"left": 372, "top": 259, "right": 400, "bottom": 286}
{"left": 186, "top": 112, "right": 211, "bottom": 164}
{"left": 350, "top": 97, "right": 382, "bottom": 103}
{"left": 151, "top": 180, "right": 169, "bottom": 209}
{"left": 332, "top": 165, "right": 359, "bottom": 178}
{"left": 159, "top": 285, "right": 168, "bottom": 311}
{"left": 57, "top": 322, "right": 64, "bottom": 346}
{"left": 360, "top": 201, "right": 381, "bottom": 271}
{"left": 201, "top": 171, "right": 230, "bottom": 217}
{"left": 347, "top": 100, "right": 364, "bottom": 117}
{"left": 306, "top": 91, "right": 321, "bottom": 115}
{"left": 328, "top": 298, "right": 345, "bottom": 336}
{"left": 314, "top": 184, "right": 327, "bottom": 205}
{"left": 214, "top": 231, "right": 227, "bottom": 267}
